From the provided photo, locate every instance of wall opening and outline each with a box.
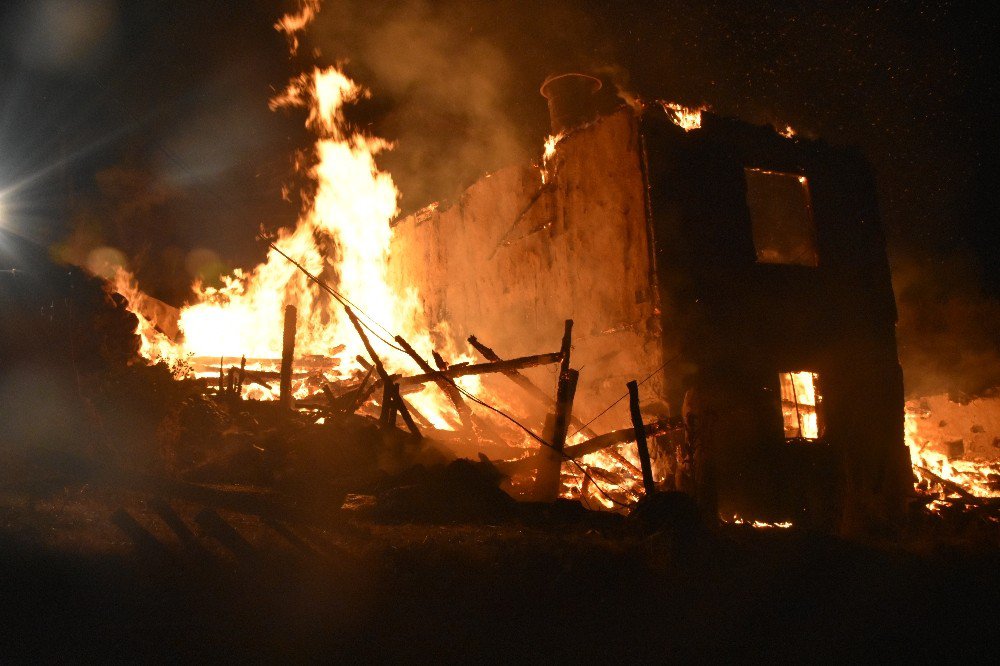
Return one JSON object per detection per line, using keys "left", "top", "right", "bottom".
{"left": 779, "top": 371, "right": 823, "bottom": 440}
{"left": 745, "top": 168, "right": 818, "bottom": 266}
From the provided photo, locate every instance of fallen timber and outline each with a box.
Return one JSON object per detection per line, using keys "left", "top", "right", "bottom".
{"left": 191, "top": 355, "right": 343, "bottom": 371}
{"left": 496, "top": 417, "right": 684, "bottom": 474}
{"left": 395, "top": 351, "right": 562, "bottom": 387}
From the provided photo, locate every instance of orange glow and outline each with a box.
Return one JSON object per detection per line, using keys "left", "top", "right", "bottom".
{"left": 541, "top": 132, "right": 564, "bottom": 184}
{"left": 779, "top": 371, "right": 821, "bottom": 439}
{"left": 113, "top": 4, "right": 481, "bottom": 425}
{"left": 905, "top": 400, "right": 1000, "bottom": 504}
{"left": 659, "top": 101, "right": 707, "bottom": 131}
{"left": 726, "top": 515, "right": 793, "bottom": 529}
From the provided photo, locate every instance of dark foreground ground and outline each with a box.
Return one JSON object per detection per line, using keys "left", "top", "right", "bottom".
{"left": 1, "top": 463, "right": 998, "bottom": 663}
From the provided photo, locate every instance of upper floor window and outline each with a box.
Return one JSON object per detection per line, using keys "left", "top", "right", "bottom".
{"left": 745, "top": 168, "right": 818, "bottom": 267}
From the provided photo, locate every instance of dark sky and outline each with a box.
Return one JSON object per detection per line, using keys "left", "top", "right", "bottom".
{"left": 1, "top": 0, "right": 997, "bottom": 392}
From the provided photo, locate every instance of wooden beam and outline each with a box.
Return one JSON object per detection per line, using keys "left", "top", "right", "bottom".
{"left": 558, "top": 319, "right": 573, "bottom": 375}
{"left": 627, "top": 380, "right": 656, "bottom": 497}
{"left": 498, "top": 418, "right": 683, "bottom": 473}
{"left": 389, "top": 382, "right": 422, "bottom": 438}
{"left": 279, "top": 305, "right": 297, "bottom": 410}
{"left": 344, "top": 306, "right": 390, "bottom": 383}
{"left": 395, "top": 335, "right": 473, "bottom": 433}
{"left": 468, "top": 334, "right": 598, "bottom": 438}
{"left": 394, "top": 352, "right": 561, "bottom": 387}
{"left": 536, "top": 367, "right": 579, "bottom": 502}
{"left": 236, "top": 355, "right": 246, "bottom": 397}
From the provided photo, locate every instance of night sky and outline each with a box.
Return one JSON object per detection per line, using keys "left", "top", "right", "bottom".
{"left": 1, "top": 0, "right": 997, "bottom": 393}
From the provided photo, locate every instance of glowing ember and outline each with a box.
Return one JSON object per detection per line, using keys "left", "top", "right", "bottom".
{"left": 659, "top": 101, "right": 707, "bottom": 131}
{"left": 726, "top": 515, "right": 793, "bottom": 529}
{"left": 905, "top": 398, "right": 1000, "bottom": 504}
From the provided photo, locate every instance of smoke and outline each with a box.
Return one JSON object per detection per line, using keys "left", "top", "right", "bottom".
{"left": 299, "top": 0, "right": 619, "bottom": 211}
{"left": 893, "top": 252, "right": 1000, "bottom": 399}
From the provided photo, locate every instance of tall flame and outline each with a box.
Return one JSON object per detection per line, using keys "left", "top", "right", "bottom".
{"left": 119, "top": 1, "right": 477, "bottom": 422}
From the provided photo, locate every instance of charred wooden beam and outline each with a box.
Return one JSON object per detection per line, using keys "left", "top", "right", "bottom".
{"left": 379, "top": 382, "right": 396, "bottom": 427}
{"left": 388, "top": 382, "right": 421, "bottom": 438}
{"left": 915, "top": 465, "right": 976, "bottom": 501}
{"left": 566, "top": 418, "right": 682, "bottom": 459}
{"left": 536, "top": 322, "right": 578, "bottom": 502}
{"left": 395, "top": 335, "right": 473, "bottom": 434}
{"left": 558, "top": 319, "right": 573, "bottom": 375}
{"left": 498, "top": 418, "right": 683, "bottom": 473}
{"left": 236, "top": 355, "right": 246, "bottom": 397}
{"left": 279, "top": 305, "right": 297, "bottom": 410}
{"left": 394, "top": 352, "right": 562, "bottom": 387}
{"left": 344, "top": 306, "right": 389, "bottom": 383}
{"left": 400, "top": 395, "right": 434, "bottom": 431}
{"left": 627, "top": 380, "right": 656, "bottom": 497}
{"left": 468, "top": 333, "right": 598, "bottom": 438}
{"left": 191, "top": 355, "right": 343, "bottom": 370}
{"left": 551, "top": 370, "right": 579, "bottom": 454}
{"left": 350, "top": 369, "right": 379, "bottom": 412}
{"left": 321, "top": 383, "right": 338, "bottom": 410}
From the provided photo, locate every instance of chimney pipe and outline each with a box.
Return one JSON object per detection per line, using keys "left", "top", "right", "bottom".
{"left": 540, "top": 73, "right": 602, "bottom": 135}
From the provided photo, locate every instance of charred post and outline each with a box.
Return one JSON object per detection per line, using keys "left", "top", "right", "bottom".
{"left": 395, "top": 335, "right": 473, "bottom": 434}
{"left": 468, "top": 333, "right": 599, "bottom": 438}
{"left": 627, "top": 380, "right": 656, "bottom": 497}
{"left": 278, "top": 305, "right": 297, "bottom": 410}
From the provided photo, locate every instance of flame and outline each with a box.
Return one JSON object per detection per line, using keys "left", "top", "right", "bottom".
{"left": 726, "top": 515, "right": 793, "bottom": 529}
{"left": 540, "top": 132, "right": 564, "bottom": 184}
{"left": 275, "top": 0, "right": 321, "bottom": 54}
{"left": 779, "top": 371, "right": 821, "bottom": 439}
{"left": 659, "top": 101, "right": 707, "bottom": 131}
{"left": 905, "top": 401, "right": 1000, "bottom": 504}
{"left": 779, "top": 124, "right": 796, "bottom": 139}
{"left": 112, "top": 2, "right": 482, "bottom": 429}
{"left": 112, "top": 267, "right": 180, "bottom": 366}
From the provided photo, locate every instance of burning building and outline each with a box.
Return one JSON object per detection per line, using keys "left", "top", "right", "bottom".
{"left": 388, "top": 74, "right": 912, "bottom": 529}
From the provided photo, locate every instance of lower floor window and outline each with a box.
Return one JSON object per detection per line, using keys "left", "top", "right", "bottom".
{"left": 779, "top": 371, "right": 823, "bottom": 440}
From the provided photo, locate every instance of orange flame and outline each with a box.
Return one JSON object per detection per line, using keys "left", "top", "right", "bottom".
{"left": 659, "top": 101, "right": 707, "bottom": 131}
{"left": 114, "top": 3, "right": 481, "bottom": 428}
{"left": 905, "top": 401, "right": 1000, "bottom": 504}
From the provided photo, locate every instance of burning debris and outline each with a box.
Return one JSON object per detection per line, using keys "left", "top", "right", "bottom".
{"left": 906, "top": 392, "right": 1000, "bottom": 512}
{"left": 55, "top": 1, "right": 989, "bottom": 535}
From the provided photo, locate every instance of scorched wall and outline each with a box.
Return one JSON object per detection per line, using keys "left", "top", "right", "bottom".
{"left": 388, "top": 109, "right": 667, "bottom": 432}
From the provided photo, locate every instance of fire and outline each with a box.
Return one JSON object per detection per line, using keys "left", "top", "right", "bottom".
{"left": 112, "top": 1, "right": 480, "bottom": 426}
{"left": 160, "top": 63, "right": 401, "bottom": 368}
{"left": 540, "top": 132, "right": 564, "bottom": 184}
{"left": 112, "top": 267, "right": 179, "bottom": 365}
{"left": 726, "top": 515, "right": 793, "bottom": 529}
{"left": 905, "top": 399, "right": 1000, "bottom": 504}
{"left": 779, "top": 371, "right": 821, "bottom": 440}
{"left": 659, "top": 101, "right": 707, "bottom": 131}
